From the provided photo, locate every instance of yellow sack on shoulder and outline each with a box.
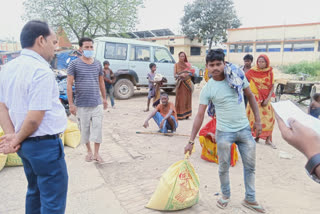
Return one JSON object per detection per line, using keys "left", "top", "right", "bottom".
{"left": 0, "top": 154, "right": 8, "bottom": 171}
{"left": 146, "top": 154, "right": 200, "bottom": 211}
{"left": 5, "top": 153, "right": 23, "bottom": 166}
{"left": 64, "top": 120, "right": 80, "bottom": 148}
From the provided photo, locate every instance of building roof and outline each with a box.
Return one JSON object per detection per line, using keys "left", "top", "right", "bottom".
{"left": 228, "top": 22, "right": 320, "bottom": 31}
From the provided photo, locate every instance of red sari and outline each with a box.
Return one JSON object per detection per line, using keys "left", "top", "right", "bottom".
{"left": 246, "top": 54, "right": 275, "bottom": 140}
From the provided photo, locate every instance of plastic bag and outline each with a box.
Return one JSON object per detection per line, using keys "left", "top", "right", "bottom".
{"left": 5, "top": 153, "right": 23, "bottom": 166}
{"left": 199, "top": 118, "right": 238, "bottom": 166}
{"left": 0, "top": 154, "right": 7, "bottom": 171}
{"left": 146, "top": 154, "right": 200, "bottom": 211}
{"left": 64, "top": 120, "right": 80, "bottom": 148}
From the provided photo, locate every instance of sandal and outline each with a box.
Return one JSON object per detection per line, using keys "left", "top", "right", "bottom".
{"left": 94, "top": 155, "right": 104, "bottom": 164}
{"left": 216, "top": 197, "right": 230, "bottom": 209}
{"left": 85, "top": 154, "right": 93, "bottom": 162}
{"left": 242, "top": 200, "right": 266, "bottom": 213}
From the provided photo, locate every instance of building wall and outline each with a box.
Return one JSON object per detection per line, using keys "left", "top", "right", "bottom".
{"left": 0, "top": 41, "right": 21, "bottom": 52}
{"left": 226, "top": 23, "right": 320, "bottom": 66}
{"left": 140, "top": 36, "right": 207, "bottom": 65}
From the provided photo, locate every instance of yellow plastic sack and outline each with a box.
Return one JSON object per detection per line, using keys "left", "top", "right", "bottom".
{"left": 0, "top": 154, "right": 8, "bottom": 171}
{"left": 0, "top": 127, "right": 4, "bottom": 136}
{"left": 60, "top": 133, "right": 65, "bottom": 146}
{"left": 5, "top": 153, "right": 23, "bottom": 166}
{"left": 64, "top": 120, "right": 80, "bottom": 148}
{"left": 146, "top": 154, "right": 200, "bottom": 211}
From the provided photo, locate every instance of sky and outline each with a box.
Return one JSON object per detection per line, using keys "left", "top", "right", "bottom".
{"left": 1, "top": 0, "right": 320, "bottom": 41}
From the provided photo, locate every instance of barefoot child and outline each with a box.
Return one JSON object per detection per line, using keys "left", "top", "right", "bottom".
{"left": 145, "top": 63, "right": 157, "bottom": 112}
{"left": 103, "top": 61, "right": 115, "bottom": 108}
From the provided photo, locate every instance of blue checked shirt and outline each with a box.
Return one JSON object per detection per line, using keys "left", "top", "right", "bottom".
{"left": 0, "top": 49, "right": 67, "bottom": 137}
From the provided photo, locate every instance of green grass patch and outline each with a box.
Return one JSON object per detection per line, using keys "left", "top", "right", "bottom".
{"left": 280, "top": 61, "right": 320, "bottom": 78}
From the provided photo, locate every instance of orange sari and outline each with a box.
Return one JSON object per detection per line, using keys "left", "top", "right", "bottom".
{"left": 246, "top": 55, "right": 275, "bottom": 140}
{"left": 174, "top": 61, "right": 194, "bottom": 120}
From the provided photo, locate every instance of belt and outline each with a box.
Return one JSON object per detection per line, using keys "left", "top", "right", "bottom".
{"left": 26, "top": 134, "right": 59, "bottom": 141}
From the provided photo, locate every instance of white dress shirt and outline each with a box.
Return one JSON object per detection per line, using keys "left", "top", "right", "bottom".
{"left": 0, "top": 49, "right": 67, "bottom": 137}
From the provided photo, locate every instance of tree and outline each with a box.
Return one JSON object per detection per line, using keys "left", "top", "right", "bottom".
{"left": 23, "top": 0, "right": 143, "bottom": 40}
{"left": 181, "top": 0, "right": 241, "bottom": 51}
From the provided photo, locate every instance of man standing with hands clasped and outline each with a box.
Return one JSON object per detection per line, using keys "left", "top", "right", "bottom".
{"left": 0, "top": 20, "right": 68, "bottom": 213}
{"left": 67, "top": 37, "right": 108, "bottom": 163}
{"left": 184, "top": 49, "right": 266, "bottom": 213}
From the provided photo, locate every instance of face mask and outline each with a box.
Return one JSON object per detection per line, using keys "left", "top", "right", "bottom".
{"left": 83, "top": 50, "right": 94, "bottom": 58}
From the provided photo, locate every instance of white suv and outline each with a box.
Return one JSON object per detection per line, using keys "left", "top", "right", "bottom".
{"left": 94, "top": 37, "right": 202, "bottom": 99}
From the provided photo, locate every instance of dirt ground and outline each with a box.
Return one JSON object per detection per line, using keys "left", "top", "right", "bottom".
{"left": 0, "top": 81, "right": 320, "bottom": 214}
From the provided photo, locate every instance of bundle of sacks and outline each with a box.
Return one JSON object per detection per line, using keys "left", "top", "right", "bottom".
{"left": 0, "top": 120, "right": 81, "bottom": 172}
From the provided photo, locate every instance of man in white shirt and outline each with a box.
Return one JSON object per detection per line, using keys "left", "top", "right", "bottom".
{"left": 0, "top": 20, "right": 68, "bottom": 214}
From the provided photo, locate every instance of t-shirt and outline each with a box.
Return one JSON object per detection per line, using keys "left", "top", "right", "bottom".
{"left": 148, "top": 72, "right": 155, "bottom": 89}
{"left": 67, "top": 58, "right": 103, "bottom": 107}
{"left": 156, "top": 102, "right": 178, "bottom": 122}
{"left": 199, "top": 77, "right": 250, "bottom": 132}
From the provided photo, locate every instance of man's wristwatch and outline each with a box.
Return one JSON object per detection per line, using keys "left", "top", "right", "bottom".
{"left": 188, "top": 141, "right": 194, "bottom": 145}
{"left": 305, "top": 153, "right": 320, "bottom": 184}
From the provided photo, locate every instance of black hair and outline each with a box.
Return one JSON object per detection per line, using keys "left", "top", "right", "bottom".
{"left": 243, "top": 54, "right": 253, "bottom": 61}
{"left": 20, "top": 20, "right": 51, "bottom": 49}
{"left": 103, "top": 60, "right": 110, "bottom": 66}
{"left": 160, "top": 92, "right": 168, "bottom": 98}
{"left": 149, "top": 63, "right": 156, "bottom": 69}
{"left": 79, "top": 37, "right": 93, "bottom": 47}
{"left": 313, "top": 93, "right": 320, "bottom": 101}
{"left": 206, "top": 49, "right": 225, "bottom": 64}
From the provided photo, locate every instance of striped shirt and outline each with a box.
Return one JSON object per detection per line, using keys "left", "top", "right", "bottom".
{"left": 0, "top": 49, "right": 67, "bottom": 137}
{"left": 67, "top": 58, "right": 103, "bottom": 107}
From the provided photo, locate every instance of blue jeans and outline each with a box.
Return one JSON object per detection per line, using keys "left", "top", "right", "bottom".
{"left": 105, "top": 84, "right": 115, "bottom": 107}
{"left": 153, "top": 112, "right": 178, "bottom": 133}
{"left": 17, "top": 137, "right": 68, "bottom": 214}
{"left": 216, "top": 125, "right": 256, "bottom": 202}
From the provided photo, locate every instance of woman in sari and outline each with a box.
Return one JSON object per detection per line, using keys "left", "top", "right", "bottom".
{"left": 246, "top": 54, "right": 276, "bottom": 149}
{"left": 174, "top": 52, "right": 195, "bottom": 120}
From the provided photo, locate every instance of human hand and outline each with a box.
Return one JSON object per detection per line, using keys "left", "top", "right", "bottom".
{"left": 276, "top": 115, "right": 320, "bottom": 159}
{"left": 70, "top": 104, "right": 77, "bottom": 116}
{"left": 143, "top": 121, "right": 149, "bottom": 128}
{"left": 253, "top": 122, "right": 262, "bottom": 137}
{"left": 261, "top": 99, "right": 269, "bottom": 107}
{"left": 0, "top": 134, "right": 21, "bottom": 154}
{"left": 103, "top": 99, "right": 108, "bottom": 110}
{"left": 184, "top": 143, "right": 194, "bottom": 155}
{"left": 160, "top": 120, "right": 165, "bottom": 129}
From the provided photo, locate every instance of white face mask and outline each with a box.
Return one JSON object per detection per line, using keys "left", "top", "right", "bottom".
{"left": 83, "top": 50, "right": 94, "bottom": 58}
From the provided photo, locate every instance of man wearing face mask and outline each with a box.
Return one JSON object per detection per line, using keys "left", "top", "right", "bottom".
{"left": 67, "top": 37, "right": 107, "bottom": 163}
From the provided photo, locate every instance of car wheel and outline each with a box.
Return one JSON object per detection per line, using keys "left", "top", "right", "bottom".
{"left": 114, "top": 79, "right": 134, "bottom": 99}
{"left": 163, "top": 88, "right": 174, "bottom": 93}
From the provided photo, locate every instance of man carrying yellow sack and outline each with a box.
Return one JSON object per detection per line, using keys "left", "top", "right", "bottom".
{"left": 185, "top": 50, "right": 266, "bottom": 213}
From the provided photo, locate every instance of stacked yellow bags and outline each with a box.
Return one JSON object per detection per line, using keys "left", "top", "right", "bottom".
{"left": 146, "top": 154, "right": 200, "bottom": 211}
{"left": 64, "top": 120, "right": 80, "bottom": 148}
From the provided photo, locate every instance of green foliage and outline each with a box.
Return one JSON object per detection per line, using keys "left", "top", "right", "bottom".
{"left": 180, "top": 0, "right": 240, "bottom": 50}
{"left": 281, "top": 61, "right": 320, "bottom": 78}
{"left": 23, "top": 0, "right": 143, "bottom": 40}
